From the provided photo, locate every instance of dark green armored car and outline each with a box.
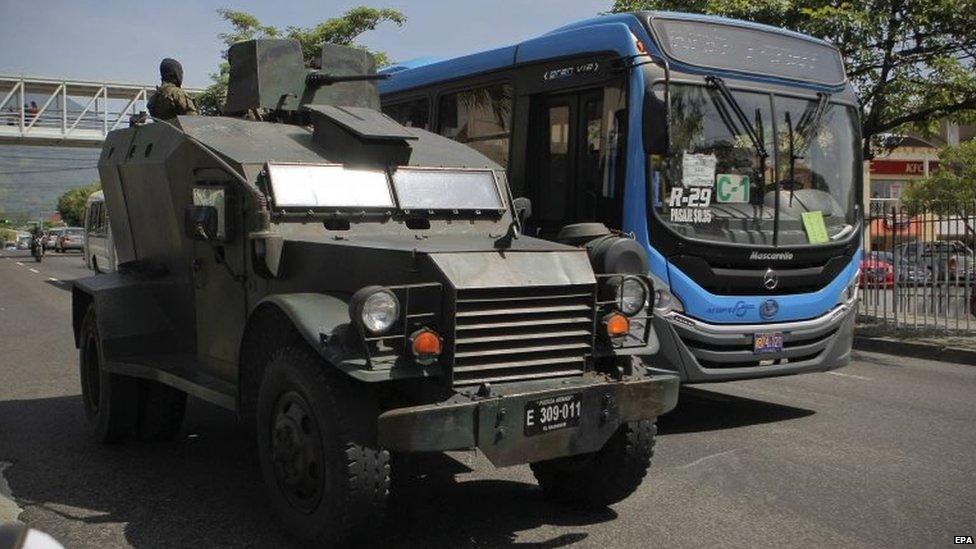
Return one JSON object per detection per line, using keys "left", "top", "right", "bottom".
{"left": 71, "top": 39, "right": 678, "bottom": 546}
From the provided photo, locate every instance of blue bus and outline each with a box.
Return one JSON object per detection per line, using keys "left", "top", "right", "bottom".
{"left": 379, "top": 11, "right": 862, "bottom": 382}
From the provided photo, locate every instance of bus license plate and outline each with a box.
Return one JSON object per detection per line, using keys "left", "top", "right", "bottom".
{"left": 524, "top": 393, "right": 583, "bottom": 436}
{"left": 753, "top": 332, "right": 784, "bottom": 354}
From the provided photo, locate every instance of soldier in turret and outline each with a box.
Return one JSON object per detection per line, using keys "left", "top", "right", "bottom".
{"left": 148, "top": 58, "right": 197, "bottom": 119}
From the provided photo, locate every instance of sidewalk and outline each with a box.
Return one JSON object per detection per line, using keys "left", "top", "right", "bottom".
{"left": 853, "top": 323, "right": 976, "bottom": 365}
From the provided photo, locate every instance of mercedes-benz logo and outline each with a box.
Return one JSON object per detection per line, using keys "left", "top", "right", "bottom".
{"left": 763, "top": 268, "right": 779, "bottom": 290}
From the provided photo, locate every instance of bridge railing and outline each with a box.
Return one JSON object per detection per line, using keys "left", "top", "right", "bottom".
{"left": 0, "top": 75, "right": 202, "bottom": 147}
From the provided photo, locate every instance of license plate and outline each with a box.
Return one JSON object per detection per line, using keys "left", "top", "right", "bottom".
{"left": 524, "top": 393, "right": 583, "bottom": 436}
{"left": 753, "top": 332, "right": 784, "bottom": 354}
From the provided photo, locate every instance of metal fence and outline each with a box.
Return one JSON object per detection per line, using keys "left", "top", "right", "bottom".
{"left": 858, "top": 200, "right": 976, "bottom": 332}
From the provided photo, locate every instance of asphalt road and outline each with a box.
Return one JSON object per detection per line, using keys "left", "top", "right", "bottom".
{"left": 1, "top": 250, "right": 974, "bottom": 548}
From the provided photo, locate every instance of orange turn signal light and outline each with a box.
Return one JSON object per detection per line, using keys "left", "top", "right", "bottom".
{"left": 411, "top": 329, "right": 442, "bottom": 364}
{"left": 605, "top": 313, "right": 630, "bottom": 338}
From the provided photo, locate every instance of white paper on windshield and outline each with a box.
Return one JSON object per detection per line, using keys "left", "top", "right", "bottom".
{"left": 681, "top": 152, "right": 717, "bottom": 188}
{"left": 267, "top": 164, "right": 394, "bottom": 209}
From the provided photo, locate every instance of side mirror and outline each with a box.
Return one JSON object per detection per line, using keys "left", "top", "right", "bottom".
{"left": 184, "top": 205, "right": 219, "bottom": 241}
{"left": 643, "top": 89, "right": 669, "bottom": 156}
{"left": 513, "top": 197, "right": 532, "bottom": 224}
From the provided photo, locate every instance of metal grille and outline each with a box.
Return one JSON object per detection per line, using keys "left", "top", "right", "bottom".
{"left": 451, "top": 284, "right": 596, "bottom": 386}
{"left": 674, "top": 320, "right": 838, "bottom": 369}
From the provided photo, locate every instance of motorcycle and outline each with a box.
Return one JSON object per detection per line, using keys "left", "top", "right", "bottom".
{"left": 31, "top": 237, "right": 44, "bottom": 263}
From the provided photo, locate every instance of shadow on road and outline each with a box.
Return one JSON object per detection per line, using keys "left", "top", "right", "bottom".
{"left": 657, "top": 387, "right": 815, "bottom": 435}
{"left": 42, "top": 280, "right": 71, "bottom": 292}
{"left": 0, "top": 395, "right": 613, "bottom": 548}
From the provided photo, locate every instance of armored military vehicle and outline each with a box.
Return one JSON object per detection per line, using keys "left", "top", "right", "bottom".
{"left": 71, "top": 39, "right": 678, "bottom": 545}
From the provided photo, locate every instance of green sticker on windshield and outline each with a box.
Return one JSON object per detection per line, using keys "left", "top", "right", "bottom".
{"left": 802, "top": 211, "right": 829, "bottom": 244}
{"left": 716, "top": 174, "right": 749, "bottom": 203}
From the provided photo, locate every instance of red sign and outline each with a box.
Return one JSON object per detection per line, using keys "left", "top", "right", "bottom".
{"left": 870, "top": 160, "right": 926, "bottom": 175}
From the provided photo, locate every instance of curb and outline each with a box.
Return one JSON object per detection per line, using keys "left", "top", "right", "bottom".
{"left": 853, "top": 336, "right": 976, "bottom": 365}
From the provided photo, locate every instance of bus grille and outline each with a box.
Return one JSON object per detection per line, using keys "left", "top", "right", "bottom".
{"left": 451, "top": 285, "right": 596, "bottom": 386}
{"left": 677, "top": 326, "right": 838, "bottom": 369}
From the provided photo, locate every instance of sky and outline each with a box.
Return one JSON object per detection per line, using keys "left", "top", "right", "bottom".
{"left": 0, "top": 0, "right": 613, "bottom": 88}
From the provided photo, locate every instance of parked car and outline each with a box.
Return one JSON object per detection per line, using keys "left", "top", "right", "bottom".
{"left": 894, "top": 241, "right": 975, "bottom": 281}
{"left": 16, "top": 235, "right": 31, "bottom": 250}
{"left": 860, "top": 254, "right": 894, "bottom": 288}
{"left": 83, "top": 191, "right": 116, "bottom": 273}
{"left": 43, "top": 228, "right": 64, "bottom": 250}
{"left": 56, "top": 227, "right": 84, "bottom": 252}
{"left": 868, "top": 250, "right": 932, "bottom": 285}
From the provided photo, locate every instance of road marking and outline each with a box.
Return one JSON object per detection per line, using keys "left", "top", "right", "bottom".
{"left": 827, "top": 371, "right": 872, "bottom": 381}
{"left": 677, "top": 448, "right": 740, "bottom": 470}
{"left": 48, "top": 277, "right": 61, "bottom": 284}
{"left": 15, "top": 261, "right": 24, "bottom": 266}
{"left": 28, "top": 268, "right": 39, "bottom": 273}
{"left": 0, "top": 461, "right": 22, "bottom": 523}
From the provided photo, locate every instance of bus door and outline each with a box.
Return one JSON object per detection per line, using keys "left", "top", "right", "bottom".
{"left": 527, "top": 87, "right": 624, "bottom": 237}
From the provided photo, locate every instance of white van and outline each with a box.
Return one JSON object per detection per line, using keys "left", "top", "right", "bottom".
{"left": 83, "top": 190, "right": 116, "bottom": 273}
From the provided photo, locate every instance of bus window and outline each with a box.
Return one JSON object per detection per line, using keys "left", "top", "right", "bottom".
{"left": 382, "top": 98, "right": 430, "bottom": 129}
{"left": 437, "top": 84, "right": 513, "bottom": 167}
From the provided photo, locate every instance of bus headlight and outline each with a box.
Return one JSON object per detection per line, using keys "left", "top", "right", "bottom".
{"left": 842, "top": 270, "right": 859, "bottom": 303}
{"left": 649, "top": 273, "right": 683, "bottom": 314}
{"left": 350, "top": 287, "right": 400, "bottom": 334}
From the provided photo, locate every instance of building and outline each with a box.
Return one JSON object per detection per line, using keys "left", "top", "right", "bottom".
{"left": 869, "top": 122, "right": 975, "bottom": 202}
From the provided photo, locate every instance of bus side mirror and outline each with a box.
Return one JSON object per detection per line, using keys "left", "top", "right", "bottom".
{"left": 185, "top": 205, "right": 219, "bottom": 241}
{"left": 643, "top": 90, "right": 669, "bottom": 156}
{"left": 513, "top": 197, "right": 532, "bottom": 223}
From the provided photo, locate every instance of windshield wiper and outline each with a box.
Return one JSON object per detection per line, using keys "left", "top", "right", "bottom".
{"left": 706, "top": 76, "right": 768, "bottom": 161}
{"left": 706, "top": 76, "right": 773, "bottom": 241}
{"left": 783, "top": 92, "right": 830, "bottom": 209}
{"left": 785, "top": 111, "right": 797, "bottom": 208}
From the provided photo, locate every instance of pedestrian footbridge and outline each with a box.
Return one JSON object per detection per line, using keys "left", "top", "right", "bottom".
{"left": 0, "top": 75, "right": 202, "bottom": 147}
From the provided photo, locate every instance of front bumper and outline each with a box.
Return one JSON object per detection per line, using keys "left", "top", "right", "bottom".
{"left": 377, "top": 373, "right": 679, "bottom": 467}
{"left": 650, "top": 303, "right": 856, "bottom": 383}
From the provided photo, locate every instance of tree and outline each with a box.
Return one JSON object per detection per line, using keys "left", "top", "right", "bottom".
{"left": 902, "top": 141, "right": 976, "bottom": 206}
{"left": 57, "top": 181, "right": 101, "bottom": 226}
{"left": 610, "top": 0, "right": 976, "bottom": 156}
{"left": 197, "top": 7, "right": 406, "bottom": 115}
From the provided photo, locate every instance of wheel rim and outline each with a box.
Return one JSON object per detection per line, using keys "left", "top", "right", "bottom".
{"left": 270, "top": 391, "right": 324, "bottom": 513}
{"left": 81, "top": 333, "right": 101, "bottom": 414}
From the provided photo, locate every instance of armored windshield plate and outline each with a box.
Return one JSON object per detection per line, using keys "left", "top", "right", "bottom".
{"left": 304, "top": 104, "right": 418, "bottom": 141}
{"left": 393, "top": 168, "right": 504, "bottom": 211}
{"left": 266, "top": 163, "right": 394, "bottom": 209}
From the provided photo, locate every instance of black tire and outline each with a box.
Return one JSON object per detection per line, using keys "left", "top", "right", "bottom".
{"left": 137, "top": 381, "right": 186, "bottom": 441}
{"left": 79, "top": 306, "right": 142, "bottom": 443}
{"left": 256, "top": 346, "right": 389, "bottom": 546}
{"left": 530, "top": 420, "right": 656, "bottom": 508}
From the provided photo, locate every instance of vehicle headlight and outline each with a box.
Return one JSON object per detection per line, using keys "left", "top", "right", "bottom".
{"left": 350, "top": 287, "right": 400, "bottom": 334}
{"left": 648, "top": 272, "right": 683, "bottom": 314}
{"left": 617, "top": 276, "right": 649, "bottom": 316}
{"left": 842, "top": 271, "right": 859, "bottom": 303}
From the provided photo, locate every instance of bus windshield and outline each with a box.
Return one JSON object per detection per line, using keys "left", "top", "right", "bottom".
{"left": 648, "top": 83, "right": 860, "bottom": 246}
